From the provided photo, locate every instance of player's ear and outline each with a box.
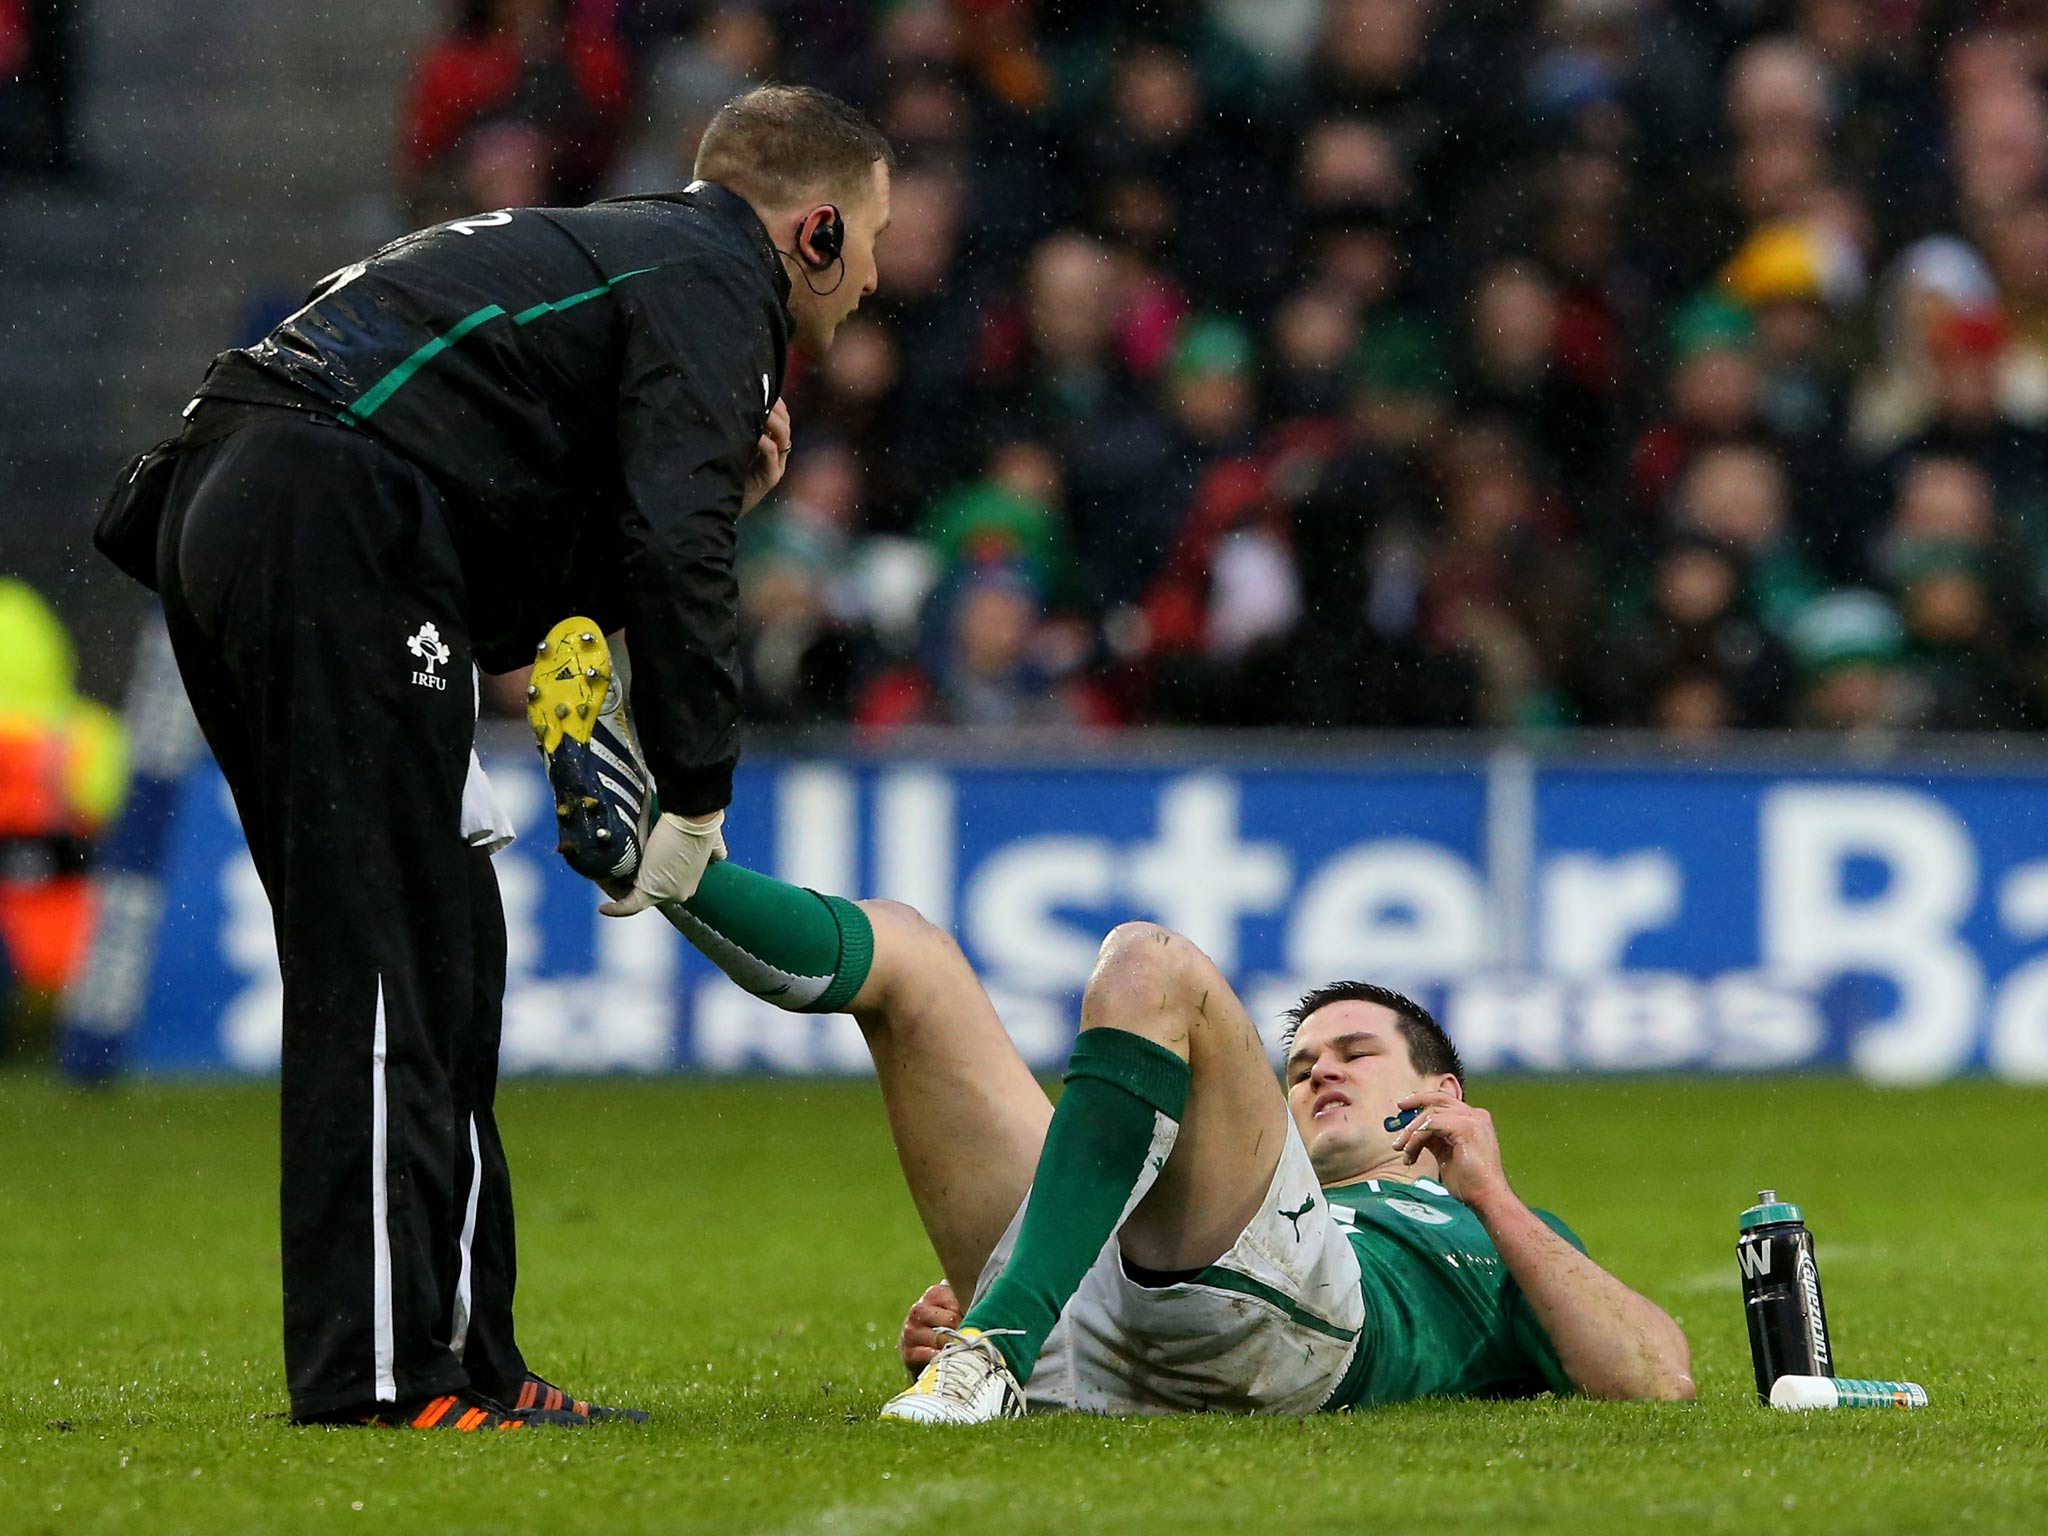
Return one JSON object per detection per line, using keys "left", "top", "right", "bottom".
{"left": 1439, "top": 1073, "right": 1464, "bottom": 1102}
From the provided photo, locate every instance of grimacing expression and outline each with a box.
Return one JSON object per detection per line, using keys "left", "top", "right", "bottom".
{"left": 1283, "top": 1000, "right": 1458, "bottom": 1182}
{"left": 799, "top": 160, "right": 891, "bottom": 352}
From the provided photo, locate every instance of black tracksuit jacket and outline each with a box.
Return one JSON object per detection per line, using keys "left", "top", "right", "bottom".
{"left": 191, "top": 180, "right": 791, "bottom": 813}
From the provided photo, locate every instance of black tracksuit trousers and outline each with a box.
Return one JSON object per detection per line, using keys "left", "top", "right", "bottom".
{"left": 154, "top": 408, "right": 528, "bottom": 1418}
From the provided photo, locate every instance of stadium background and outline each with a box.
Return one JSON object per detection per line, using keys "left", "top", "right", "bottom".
{"left": 4, "top": 7, "right": 2048, "bottom": 1532}
{"left": 8, "top": 0, "right": 2048, "bottom": 1082}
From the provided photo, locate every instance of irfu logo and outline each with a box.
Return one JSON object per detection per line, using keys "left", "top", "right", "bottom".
{"left": 407, "top": 622, "right": 452, "bottom": 690}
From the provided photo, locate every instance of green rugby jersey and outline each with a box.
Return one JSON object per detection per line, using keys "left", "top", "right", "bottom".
{"left": 1320, "top": 1176, "right": 1582, "bottom": 1410}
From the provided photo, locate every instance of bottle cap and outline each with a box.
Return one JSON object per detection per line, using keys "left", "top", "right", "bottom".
{"left": 1739, "top": 1191, "right": 1802, "bottom": 1230}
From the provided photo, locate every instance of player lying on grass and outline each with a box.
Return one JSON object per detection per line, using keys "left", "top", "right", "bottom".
{"left": 530, "top": 629, "right": 1696, "bottom": 1420}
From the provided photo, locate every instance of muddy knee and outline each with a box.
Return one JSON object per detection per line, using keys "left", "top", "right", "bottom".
{"left": 1079, "top": 922, "right": 1218, "bottom": 1052}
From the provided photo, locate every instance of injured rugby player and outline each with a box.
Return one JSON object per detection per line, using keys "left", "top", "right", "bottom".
{"left": 529, "top": 629, "right": 1696, "bottom": 1420}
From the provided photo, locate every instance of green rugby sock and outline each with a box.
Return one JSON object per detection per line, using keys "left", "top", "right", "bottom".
{"left": 962, "top": 1028, "right": 1190, "bottom": 1382}
{"left": 661, "top": 860, "right": 874, "bottom": 1014}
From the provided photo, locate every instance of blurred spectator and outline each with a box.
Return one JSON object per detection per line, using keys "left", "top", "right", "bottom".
{"left": 855, "top": 562, "right": 1115, "bottom": 736}
{"left": 1268, "top": 285, "right": 1358, "bottom": 423}
{"left": 1305, "top": 0, "right": 1444, "bottom": 185}
{"left": 1589, "top": 533, "right": 1792, "bottom": 732}
{"left": 736, "top": 439, "right": 874, "bottom": 724}
{"left": 1669, "top": 444, "right": 1823, "bottom": 634}
{"left": 1074, "top": 42, "right": 1282, "bottom": 303}
{"left": 920, "top": 438, "right": 1078, "bottom": 601}
{"left": 399, "top": 0, "right": 630, "bottom": 216}
{"left": 1944, "top": 30, "right": 2048, "bottom": 239}
{"left": 1720, "top": 220, "right": 1861, "bottom": 443}
{"left": 1989, "top": 198, "right": 2048, "bottom": 367}
{"left": 392, "top": 7, "right": 2048, "bottom": 741}
{"left": 1875, "top": 457, "right": 2036, "bottom": 729}
{"left": 1626, "top": 297, "right": 1763, "bottom": 536}
{"left": 1167, "top": 316, "right": 1258, "bottom": 450}
{"left": 859, "top": 164, "right": 993, "bottom": 529}
{"left": 1788, "top": 589, "right": 1915, "bottom": 732}
{"left": 1210, "top": 0, "right": 1321, "bottom": 80}
{"left": 1294, "top": 118, "right": 1410, "bottom": 310}
{"left": 609, "top": 2, "right": 776, "bottom": 194}
{"left": 0, "top": 581, "right": 126, "bottom": 1054}
{"left": 1457, "top": 257, "right": 1620, "bottom": 502}
{"left": 1851, "top": 235, "right": 2048, "bottom": 454}
{"left": 1884, "top": 286, "right": 2048, "bottom": 546}
{"left": 0, "top": 0, "right": 81, "bottom": 179}
{"left": 1423, "top": 420, "right": 1589, "bottom": 728}
{"left": 1726, "top": 35, "right": 1832, "bottom": 162}
{"left": 1107, "top": 316, "right": 1263, "bottom": 607}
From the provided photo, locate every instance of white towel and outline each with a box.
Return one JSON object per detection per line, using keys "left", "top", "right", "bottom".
{"left": 459, "top": 667, "right": 517, "bottom": 855}
{"left": 460, "top": 750, "right": 517, "bottom": 854}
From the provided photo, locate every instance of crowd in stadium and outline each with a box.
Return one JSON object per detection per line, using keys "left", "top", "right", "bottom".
{"left": 0, "top": 0, "right": 79, "bottom": 178}
{"left": 406, "top": 0, "right": 2048, "bottom": 737}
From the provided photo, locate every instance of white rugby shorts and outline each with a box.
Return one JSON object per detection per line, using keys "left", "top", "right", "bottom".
{"left": 970, "top": 1113, "right": 1363, "bottom": 1416}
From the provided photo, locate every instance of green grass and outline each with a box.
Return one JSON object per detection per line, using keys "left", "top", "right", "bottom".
{"left": 1, "top": 1073, "right": 2043, "bottom": 1534}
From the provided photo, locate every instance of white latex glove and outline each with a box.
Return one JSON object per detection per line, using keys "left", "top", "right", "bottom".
{"left": 599, "top": 810, "right": 727, "bottom": 916}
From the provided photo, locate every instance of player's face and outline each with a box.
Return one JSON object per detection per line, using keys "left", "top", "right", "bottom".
{"left": 803, "top": 160, "right": 891, "bottom": 352}
{"left": 1283, "top": 1002, "right": 1440, "bottom": 1181}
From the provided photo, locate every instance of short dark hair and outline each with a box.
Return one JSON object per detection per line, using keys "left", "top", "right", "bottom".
{"left": 1280, "top": 981, "right": 1465, "bottom": 1084}
{"left": 693, "top": 85, "right": 894, "bottom": 209}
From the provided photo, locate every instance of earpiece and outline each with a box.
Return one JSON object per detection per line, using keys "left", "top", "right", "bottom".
{"left": 780, "top": 206, "right": 848, "bottom": 296}
{"left": 804, "top": 206, "right": 844, "bottom": 270}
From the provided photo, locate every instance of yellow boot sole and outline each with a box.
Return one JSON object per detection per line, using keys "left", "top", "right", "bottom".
{"left": 526, "top": 617, "right": 641, "bottom": 880}
{"left": 526, "top": 617, "right": 614, "bottom": 755}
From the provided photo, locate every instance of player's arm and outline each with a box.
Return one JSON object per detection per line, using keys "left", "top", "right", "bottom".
{"left": 615, "top": 260, "right": 781, "bottom": 813}
{"left": 1392, "top": 1090, "right": 1696, "bottom": 1402}
{"left": 605, "top": 263, "right": 789, "bottom": 909}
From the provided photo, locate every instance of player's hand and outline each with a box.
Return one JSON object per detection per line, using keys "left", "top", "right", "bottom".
{"left": 740, "top": 396, "right": 792, "bottom": 515}
{"left": 1390, "top": 1089, "right": 1510, "bottom": 1208}
{"left": 900, "top": 1281, "right": 962, "bottom": 1377}
{"left": 599, "top": 810, "right": 727, "bottom": 916}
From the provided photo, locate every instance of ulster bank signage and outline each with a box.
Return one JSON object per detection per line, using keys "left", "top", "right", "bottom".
{"left": 135, "top": 737, "right": 2048, "bottom": 1081}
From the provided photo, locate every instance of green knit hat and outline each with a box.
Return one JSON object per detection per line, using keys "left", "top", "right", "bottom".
{"left": 1171, "top": 316, "right": 1255, "bottom": 380}
{"left": 1790, "top": 590, "right": 1905, "bottom": 675}
{"left": 920, "top": 482, "right": 1070, "bottom": 591}
{"left": 1669, "top": 294, "right": 1755, "bottom": 365}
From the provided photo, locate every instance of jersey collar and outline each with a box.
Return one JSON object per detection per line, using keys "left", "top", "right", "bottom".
{"left": 684, "top": 179, "right": 793, "bottom": 308}
{"left": 594, "top": 181, "right": 794, "bottom": 311}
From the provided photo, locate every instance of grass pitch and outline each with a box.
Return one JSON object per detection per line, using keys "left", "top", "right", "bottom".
{"left": 1, "top": 1073, "right": 2043, "bottom": 1534}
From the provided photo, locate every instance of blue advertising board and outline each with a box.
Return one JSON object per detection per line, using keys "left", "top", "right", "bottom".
{"left": 132, "top": 735, "right": 2048, "bottom": 1081}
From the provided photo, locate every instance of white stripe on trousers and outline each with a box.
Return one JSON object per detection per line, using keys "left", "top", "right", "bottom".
{"left": 450, "top": 1114, "right": 481, "bottom": 1357}
{"left": 371, "top": 977, "right": 397, "bottom": 1402}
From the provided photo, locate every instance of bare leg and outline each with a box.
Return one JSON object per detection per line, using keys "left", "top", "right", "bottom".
{"left": 1076, "top": 922, "right": 1290, "bottom": 1272}
{"left": 847, "top": 900, "right": 1052, "bottom": 1295}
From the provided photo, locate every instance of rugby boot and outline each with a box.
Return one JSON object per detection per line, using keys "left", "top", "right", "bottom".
{"left": 299, "top": 1390, "right": 583, "bottom": 1430}
{"left": 512, "top": 1373, "right": 651, "bottom": 1424}
{"left": 526, "top": 618, "right": 653, "bottom": 886}
{"left": 878, "top": 1327, "right": 1026, "bottom": 1424}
